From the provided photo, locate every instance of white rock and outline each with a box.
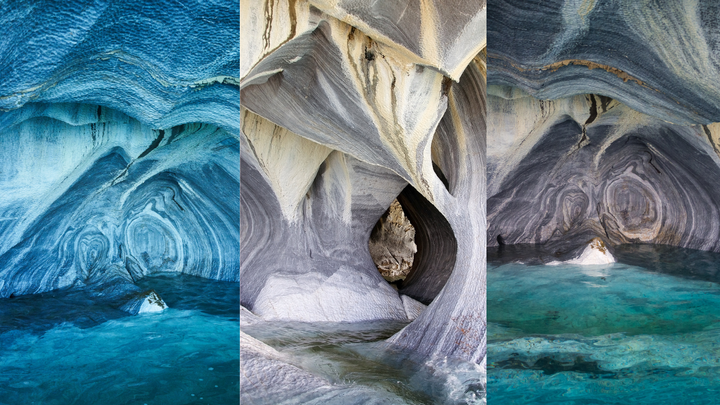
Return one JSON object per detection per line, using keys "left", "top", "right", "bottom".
{"left": 253, "top": 266, "right": 407, "bottom": 322}
{"left": 401, "top": 295, "right": 427, "bottom": 320}
{"left": 566, "top": 238, "right": 615, "bottom": 265}
{"left": 122, "top": 290, "right": 168, "bottom": 314}
{"left": 137, "top": 290, "right": 168, "bottom": 313}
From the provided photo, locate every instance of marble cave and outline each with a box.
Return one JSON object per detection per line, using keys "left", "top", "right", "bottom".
{"left": 0, "top": 1, "right": 242, "bottom": 403}
{"left": 486, "top": 1, "right": 720, "bottom": 404}
{"left": 240, "top": 0, "right": 487, "bottom": 403}
{"left": 4, "top": 0, "right": 720, "bottom": 403}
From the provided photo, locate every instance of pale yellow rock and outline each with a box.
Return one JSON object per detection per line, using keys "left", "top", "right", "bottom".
{"left": 242, "top": 108, "right": 332, "bottom": 222}
{"left": 369, "top": 199, "right": 416, "bottom": 282}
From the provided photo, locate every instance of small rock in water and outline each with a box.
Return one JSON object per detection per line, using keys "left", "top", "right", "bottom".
{"left": 120, "top": 290, "right": 168, "bottom": 314}
{"left": 547, "top": 238, "right": 615, "bottom": 266}
{"left": 569, "top": 238, "right": 615, "bottom": 265}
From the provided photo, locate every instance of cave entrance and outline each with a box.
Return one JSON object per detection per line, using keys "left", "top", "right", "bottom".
{"left": 368, "top": 182, "right": 458, "bottom": 306}
{"left": 369, "top": 199, "right": 417, "bottom": 284}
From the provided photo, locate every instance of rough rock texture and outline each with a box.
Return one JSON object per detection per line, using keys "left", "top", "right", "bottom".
{"left": 0, "top": 2, "right": 240, "bottom": 303}
{"left": 241, "top": 0, "right": 486, "bottom": 363}
{"left": 368, "top": 199, "right": 416, "bottom": 282}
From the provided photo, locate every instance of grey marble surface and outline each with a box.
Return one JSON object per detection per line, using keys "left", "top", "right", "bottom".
{"left": 488, "top": 0, "right": 720, "bottom": 125}
{"left": 487, "top": 91, "right": 720, "bottom": 253}
{"left": 241, "top": 1, "right": 486, "bottom": 364}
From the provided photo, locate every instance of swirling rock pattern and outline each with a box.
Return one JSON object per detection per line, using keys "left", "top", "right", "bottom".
{"left": 487, "top": 90, "right": 720, "bottom": 253}
{"left": 0, "top": 109, "right": 240, "bottom": 299}
{"left": 489, "top": 0, "right": 720, "bottom": 125}
{"left": 241, "top": 0, "right": 486, "bottom": 363}
{"left": 0, "top": 1, "right": 240, "bottom": 305}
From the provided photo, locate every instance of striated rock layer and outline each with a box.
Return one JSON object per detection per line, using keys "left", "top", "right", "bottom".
{"left": 488, "top": 0, "right": 720, "bottom": 125}
{"left": 0, "top": 1, "right": 240, "bottom": 305}
{"left": 241, "top": 0, "right": 486, "bottom": 364}
{"left": 488, "top": 1, "right": 720, "bottom": 255}
{"left": 487, "top": 88, "right": 720, "bottom": 253}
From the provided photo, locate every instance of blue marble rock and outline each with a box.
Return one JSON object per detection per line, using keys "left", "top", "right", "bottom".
{"left": 0, "top": 1, "right": 240, "bottom": 308}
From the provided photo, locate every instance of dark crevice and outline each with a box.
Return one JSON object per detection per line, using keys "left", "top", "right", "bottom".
{"left": 645, "top": 151, "right": 662, "bottom": 174}
{"left": 432, "top": 162, "right": 450, "bottom": 191}
{"left": 598, "top": 95, "right": 613, "bottom": 112}
{"left": 396, "top": 184, "right": 457, "bottom": 305}
{"left": 171, "top": 190, "right": 185, "bottom": 212}
{"left": 585, "top": 95, "right": 598, "bottom": 126}
{"left": 138, "top": 129, "right": 165, "bottom": 159}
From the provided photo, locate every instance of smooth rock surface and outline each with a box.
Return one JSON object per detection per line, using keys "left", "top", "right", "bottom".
{"left": 242, "top": 0, "right": 486, "bottom": 364}
{"left": 488, "top": 0, "right": 720, "bottom": 125}
{"left": 401, "top": 295, "right": 427, "bottom": 321}
{"left": 487, "top": 90, "right": 720, "bottom": 253}
{"left": 0, "top": 2, "right": 240, "bottom": 302}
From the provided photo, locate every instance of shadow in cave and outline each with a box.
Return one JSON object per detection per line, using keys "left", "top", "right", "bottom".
{"left": 392, "top": 184, "right": 457, "bottom": 305}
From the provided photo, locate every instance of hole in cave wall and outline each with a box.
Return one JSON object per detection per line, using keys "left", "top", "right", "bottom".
{"left": 368, "top": 199, "right": 416, "bottom": 284}
{"left": 368, "top": 184, "right": 458, "bottom": 305}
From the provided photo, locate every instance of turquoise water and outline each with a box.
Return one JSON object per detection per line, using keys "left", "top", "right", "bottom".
{"left": 487, "top": 245, "right": 720, "bottom": 404}
{"left": 242, "top": 321, "right": 486, "bottom": 404}
{"left": 0, "top": 274, "right": 239, "bottom": 405}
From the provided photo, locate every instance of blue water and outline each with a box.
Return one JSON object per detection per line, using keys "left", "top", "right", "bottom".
{"left": 487, "top": 245, "right": 720, "bottom": 404}
{"left": 0, "top": 273, "right": 239, "bottom": 405}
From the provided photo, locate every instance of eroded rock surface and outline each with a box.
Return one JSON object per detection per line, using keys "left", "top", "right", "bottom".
{"left": 369, "top": 200, "right": 416, "bottom": 282}
{"left": 487, "top": 1, "right": 720, "bottom": 257}
{"left": 0, "top": 2, "right": 240, "bottom": 305}
{"left": 241, "top": 0, "right": 486, "bottom": 364}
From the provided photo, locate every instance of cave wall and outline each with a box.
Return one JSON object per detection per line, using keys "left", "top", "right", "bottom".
{"left": 488, "top": 0, "right": 720, "bottom": 125}
{"left": 0, "top": 1, "right": 240, "bottom": 300}
{"left": 487, "top": 0, "right": 720, "bottom": 253}
{"left": 241, "top": 0, "right": 486, "bottom": 363}
{"left": 487, "top": 90, "right": 720, "bottom": 251}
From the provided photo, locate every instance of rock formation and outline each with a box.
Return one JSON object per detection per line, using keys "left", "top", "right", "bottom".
{"left": 241, "top": 0, "right": 487, "bottom": 363}
{"left": 368, "top": 199, "right": 417, "bottom": 283}
{"left": 0, "top": 1, "right": 240, "bottom": 307}
{"left": 488, "top": 0, "right": 720, "bottom": 254}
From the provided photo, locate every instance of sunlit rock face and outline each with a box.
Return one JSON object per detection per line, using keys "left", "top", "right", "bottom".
{"left": 368, "top": 200, "right": 417, "bottom": 283}
{"left": 241, "top": 0, "right": 486, "bottom": 363}
{"left": 0, "top": 2, "right": 240, "bottom": 302}
{"left": 488, "top": 0, "right": 720, "bottom": 254}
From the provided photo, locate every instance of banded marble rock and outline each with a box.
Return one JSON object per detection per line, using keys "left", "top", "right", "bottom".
{"left": 0, "top": 1, "right": 240, "bottom": 309}
{"left": 241, "top": 0, "right": 487, "bottom": 364}
{"left": 489, "top": 0, "right": 720, "bottom": 125}
{"left": 488, "top": 1, "right": 720, "bottom": 255}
